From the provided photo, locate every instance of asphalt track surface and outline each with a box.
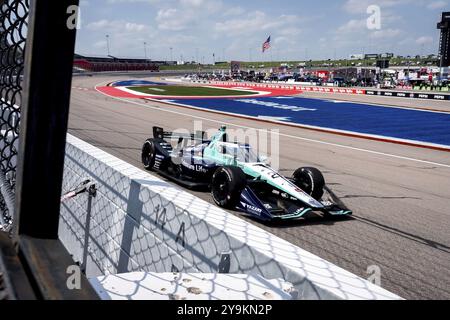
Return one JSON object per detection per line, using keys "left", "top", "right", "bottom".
{"left": 163, "top": 96, "right": 450, "bottom": 147}
{"left": 301, "top": 91, "right": 450, "bottom": 113}
{"left": 69, "top": 74, "right": 450, "bottom": 300}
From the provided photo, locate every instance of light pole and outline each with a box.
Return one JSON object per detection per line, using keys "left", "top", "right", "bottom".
{"left": 170, "top": 47, "right": 173, "bottom": 62}
{"left": 362, "top": 47, "right": 366, "bottom": 67}
{"left": 144, "top": 42, "right": 147, "bottom": 60}
{"left": 106, "top": 34, "right": 110, "bottom": 56}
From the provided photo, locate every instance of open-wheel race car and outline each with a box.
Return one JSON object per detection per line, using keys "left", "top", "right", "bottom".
{"left": 141, "top": 126, "right": 352, "bottom": 222}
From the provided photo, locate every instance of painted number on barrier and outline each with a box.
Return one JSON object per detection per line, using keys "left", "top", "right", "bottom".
{"left": 154, "top": 204, "right": 167, "bottom": 229}
{"left": 176, "top": 222, "right": 186, "bottom": 248}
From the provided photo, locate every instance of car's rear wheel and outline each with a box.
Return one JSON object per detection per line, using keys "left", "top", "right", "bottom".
{"left": 211, "top": 166, "right": 247, "bottom": 209}
{"left": 142, "top": 139, "right": 156, "bottom": 170}
{"left": 293, "top": 167, "right": 325, "bottom": 201}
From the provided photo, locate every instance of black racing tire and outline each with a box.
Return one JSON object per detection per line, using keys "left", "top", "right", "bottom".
{"left": 211, "top": 166, "right": 247, "bottom": 209}
{"left": 142, "top": 139, "right": 156, "bottom": 170}
{"left": 293, "top": 167, "right": 325, "bottom": 201}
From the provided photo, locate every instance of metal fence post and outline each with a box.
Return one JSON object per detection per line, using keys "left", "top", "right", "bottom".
{"left": 15, "top": 0, "right": 80, "bottom": 238}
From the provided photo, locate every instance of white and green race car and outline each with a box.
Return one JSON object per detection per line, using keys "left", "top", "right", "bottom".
{"left": 142, "top": 126, "right": 352, "bottom": 221}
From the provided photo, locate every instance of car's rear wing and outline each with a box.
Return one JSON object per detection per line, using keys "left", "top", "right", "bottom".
{"left": 153, "top": 126, "right": 207, "bottom": 143}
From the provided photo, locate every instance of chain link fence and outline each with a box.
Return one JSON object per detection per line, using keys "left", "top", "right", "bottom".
{"left": 0, "top": 0, "right": 29, "bottom": 230}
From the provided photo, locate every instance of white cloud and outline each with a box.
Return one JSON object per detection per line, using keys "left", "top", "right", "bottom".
{"left": 370, "top": 28, "right": 402, "bottom": 39}
{"left": 336, "top": 9, "right": 403, "bottom": 36}
{"left": 215, "top": 11, "right": 297, "bottom": 36}
{"left": 278, "top": 27, "right": 302, "bottom": 37}
{"left": 336, "top": 19, "right": 367, "bottom": 34}
{"left": 426, "top": 1, "right": 448, "bottom": 10}
{"left": 124, "top": 22, "right": 147, "bottom": 32}
{"left": 155, "top": 8, "right": 196, "bottom": 31}
{"left": 179, "top": 0, "right": 204, "bottom": 5}
{"left": 107, "top": 0, "right": 160, "bottom": 3}
{"left": 416, "top": 36, "right": 433, "bottom": 45}
{"left": 343, "top": 0, "right": 415, "bottom": 14}
{"left": 180, "top": 0, "right": 223, "bottom": 12}
{"left": 86, "top": 19, "right": 110, "bottom": 30}
{"left": 154, "top": 0, "right": 222, "bottom": 31}
{"left": 87, "top": 19, "right": 150, "bottom": 32}
{"left": 84, "top": 19, "right": 157, "bottom": 57}
{"left": 93, "top": 40, "right": 107, "bottom": 49}
{"left": 223, "top": 6, "right": 245, "bottom": 16}
{"left": 215, "top": 11, "right": 266, "bottom": 34}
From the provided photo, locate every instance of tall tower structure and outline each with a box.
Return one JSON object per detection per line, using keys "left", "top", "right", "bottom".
{"left": 437, "top": 12, "right": 450, "bottom": 67}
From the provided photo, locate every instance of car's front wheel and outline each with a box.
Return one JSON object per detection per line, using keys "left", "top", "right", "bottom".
{"left": 142, "top": 139, "right": 156, "bottom": 170}
{"left": 211, "top": 166, "right": 247, "bottom": 209}
{"left": 293, "top": 167, "right": 325, "bottom": 201}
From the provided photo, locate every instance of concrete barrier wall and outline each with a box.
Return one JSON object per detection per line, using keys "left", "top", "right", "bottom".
{"left": 59, "top": 134, "right": 401, "bottom": 300}
{"left": 90, "top": 272, "right": 296, "bottom": 300}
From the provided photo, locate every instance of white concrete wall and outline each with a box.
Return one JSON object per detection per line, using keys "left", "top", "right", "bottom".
{"left": 59, "top": 134, "right": 401, "bottom": 300}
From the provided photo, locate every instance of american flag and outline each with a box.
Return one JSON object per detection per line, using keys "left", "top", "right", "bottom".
{"left": 262, "top": 36, "right": 271, "bottom": 53}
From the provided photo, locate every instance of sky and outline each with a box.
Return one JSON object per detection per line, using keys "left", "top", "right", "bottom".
{"left": 75, "top": 0, "right": 449, "bottom": 62}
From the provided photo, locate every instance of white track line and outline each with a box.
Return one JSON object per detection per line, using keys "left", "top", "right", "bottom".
{"left": 93, "top": 81, "right": 450, "bottom": 169}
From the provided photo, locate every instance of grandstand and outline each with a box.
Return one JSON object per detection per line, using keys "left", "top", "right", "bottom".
{"left": 73, "top": 54, "right": 160, "bottom": 72}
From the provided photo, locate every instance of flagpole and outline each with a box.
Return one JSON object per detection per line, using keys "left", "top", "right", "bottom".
{"left": 262, "top": 36, "right": 271, "bottom": 67}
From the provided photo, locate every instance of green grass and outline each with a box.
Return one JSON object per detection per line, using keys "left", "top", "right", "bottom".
{"left": 127, "top": 85, "right": 255, "bottom": 96}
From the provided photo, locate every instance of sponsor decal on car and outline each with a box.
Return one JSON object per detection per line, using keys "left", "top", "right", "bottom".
{"left": 241, "top": 202, "right": 263, "bottom": 215}
{"left": 181, "top": 159, "right": 208, "bottom": 173}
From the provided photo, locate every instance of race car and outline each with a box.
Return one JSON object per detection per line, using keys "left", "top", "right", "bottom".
{"left": 141, "top": 126, "right": 352, "bottom": 221}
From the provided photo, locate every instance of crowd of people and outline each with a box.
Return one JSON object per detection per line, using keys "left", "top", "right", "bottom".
{"left": 184, "top": 67, "right": 450, "bottom": 91}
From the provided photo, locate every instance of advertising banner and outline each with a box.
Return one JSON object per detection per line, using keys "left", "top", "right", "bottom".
{"left": 365, "top": 90, "right": 450, "bottom": 100}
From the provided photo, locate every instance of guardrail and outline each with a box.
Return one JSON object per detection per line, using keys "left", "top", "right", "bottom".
{"left": 59, "top": 134, "right": 401, "bottom": 300}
